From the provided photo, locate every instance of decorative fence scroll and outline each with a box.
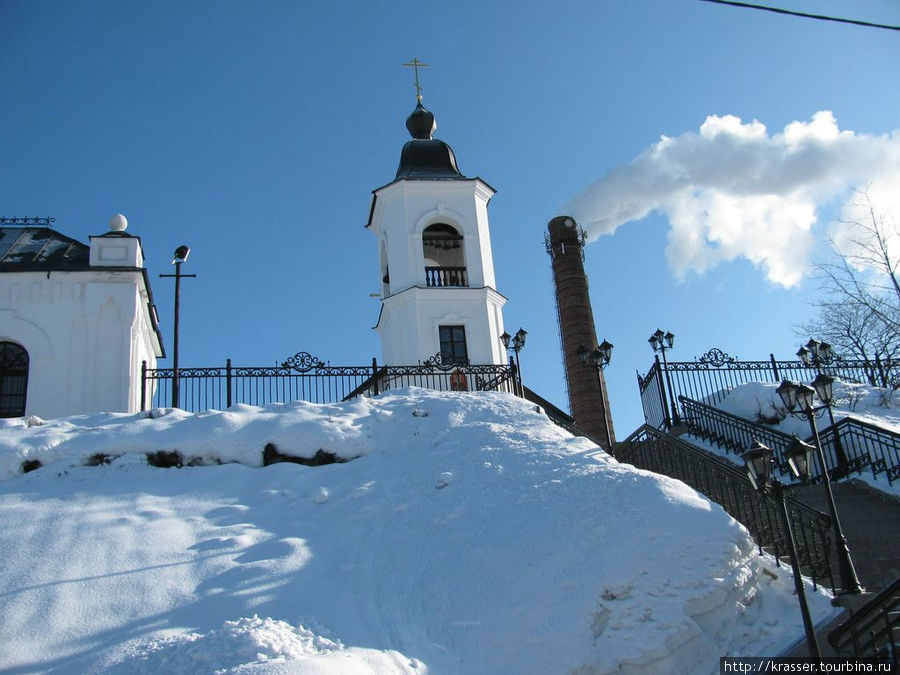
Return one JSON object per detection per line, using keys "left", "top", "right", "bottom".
{"left": 141, "top": 351, "right": 520, "bottom": 412}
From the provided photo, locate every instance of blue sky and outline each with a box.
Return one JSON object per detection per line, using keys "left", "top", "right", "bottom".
{"left": 3, "top": 0, "right": 899, "bottom": 433}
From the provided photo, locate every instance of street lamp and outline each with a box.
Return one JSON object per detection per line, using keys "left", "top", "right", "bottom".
{"left": 160, "top": 245, "right": 196, "bottom": 409}
{"left": 577, "top": 339, "right": 614, "bottom": 449}
{"left": 776, "top": 378, "right": 863, "bottom": 595}
{"left": 741, "top": 439, "right": 821, "bottom": 659}
{"left": 501, "top": 328, "right": 527, "bottom": 396}
{"left": 648, "top": 328, "right": 680, "bottom": 426}
{"left": 797, "top": 339, "right": 848, "bottom": 475}
{"left": 797, "top": 339, "right": 834, "bottom": 371}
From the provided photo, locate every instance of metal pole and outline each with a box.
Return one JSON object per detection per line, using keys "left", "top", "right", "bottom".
{"left": 514, "top": 348, "right": 523, "bottom": 397}
{"left": 372, "top": 357, "right": 380, "bottom": 396}
{"left": 823, "top": 401, "right": 849, "bottom": 477}
{"left": 654, "top": 355, "right": 670, "bottom": 428}
{"left": 140, "top": 360, "right": 147, "bottom": 411}
{"left": 660, "top": 346, "right": 680, "bottom": 426}
{"left": 805, "top": 409, "right": 863, "bottom": 594}
{"left": 596, "top": 368, "right": 613, "bottom": 451}
{"left": 159, "top": 251, "right": 195, "bottom": 409}
{"left": 226, "top": 358, "right": 233, "bottom": 408}
{"left": 172, "top": 260, "right": 181, "bottom": 409}
{"left": 775, "top": 482, "right": 822, "bottom": 659}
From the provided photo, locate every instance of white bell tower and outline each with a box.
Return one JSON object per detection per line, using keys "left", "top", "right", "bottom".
{"left": 366, "top": 91, "right": 507, "bottom": 366}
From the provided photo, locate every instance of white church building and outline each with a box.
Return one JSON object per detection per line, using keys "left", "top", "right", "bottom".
{"left": 0, "top": 94, "right": 509, "bottom": 419}
{"left": 367, "top": 97, "right": 508, "bottom": 366}
{"left": 0, "top": 216, "right": 164, "bottom": 419}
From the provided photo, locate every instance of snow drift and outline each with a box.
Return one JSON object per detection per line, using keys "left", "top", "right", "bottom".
{"left": 0, "top": 389, "right": 836, "bottom": 673}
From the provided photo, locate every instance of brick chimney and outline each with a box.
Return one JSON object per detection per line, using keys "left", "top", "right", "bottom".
{"left": 546, "top": 216, "right": 615, "bottom": 448}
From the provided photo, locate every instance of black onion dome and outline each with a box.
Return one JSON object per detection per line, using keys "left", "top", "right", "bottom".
{"left": 395, "top": 101, "right": 466, "bottom": 180}
{"left": 406, "top": 101, "right": 436, "bottom": 139}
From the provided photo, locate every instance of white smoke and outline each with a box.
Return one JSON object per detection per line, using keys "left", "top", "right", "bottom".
{"left": 564, "top": 111, "right": 900, "bottom": 287}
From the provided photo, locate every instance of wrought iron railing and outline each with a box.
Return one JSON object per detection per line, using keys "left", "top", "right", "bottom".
{"left": 823, "top": 417, "right": 900, "bottom": 486}
{"left": 829, "top": 574, "right": 900, "bottom": 664}
{"left": 638, "top": 347, "right": 900, "bottom": 431}
{"left": 680, "top": 396, "right": 900, "bottom": 486}
{"left": 424, "top": 266, "right": 467, "bottom": 287}
{"left": 613, "top": 425, "right": 835, "bottom": 592}
{"left": 141, "top": 352, "right": 520, "bottom": 412}
{"left": 680, "top": 396, "right": 796, "bottom": 474}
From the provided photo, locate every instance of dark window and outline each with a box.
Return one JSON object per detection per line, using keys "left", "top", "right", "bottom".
{"left": 439, "top": 325, "right": 468, "bottom": 365}
{"left": 0, "top": 342, "right": 28, "bottom": 417}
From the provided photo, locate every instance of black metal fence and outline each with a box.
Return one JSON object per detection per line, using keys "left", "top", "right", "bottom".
{"left": 638, "top": 347, "right": 899, "bottom": 430}
{"left": 679, "top": 396, "right": 891, "bottom": 483}
{"left": 828, "top": 574, "right": 900, "bottom": 664}
{"left": 823, "top": 416, "right": 900, "bottom": 486}
{"left": 614, "top": 425, "right": 835, "bottom": 593}
{"left": 141, "top": 351, "right": 520, "bottom": 412}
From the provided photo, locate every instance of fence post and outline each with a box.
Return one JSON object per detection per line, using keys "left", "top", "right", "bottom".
{"left": 372, "top": 357, "right": 380, "bottom": 396}
{"left": 875, "top": 354, "right": 887, "bottom": 388}
{"left": 655, "top": 354, "right": 670, "bottom": 428}
{"left": 140, "top": 360, "right": 147, "bottom": 411}
{"left": 509, "top": 355, "right": 520, "bottom": 396}
{"left": 226, "top": 358, "right": 233, "bottom": 408}
{"left": 770, "top": 353, "right": 780, "bottom": 381}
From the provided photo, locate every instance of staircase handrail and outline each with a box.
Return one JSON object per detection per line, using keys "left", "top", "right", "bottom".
{"left": 681, "top": 395, "right": 899, "bottom": 486}
{"left": 828, "top": 574, "right": 900, "bottom": 663}
{"left": 679, "top": 395, "right": 797, "bottom": 475}
{"left": 821, "top": 416, "right": 900, "bottom": 486}
{"left": 614, "top": 425, "right": 836, "bottom": 592}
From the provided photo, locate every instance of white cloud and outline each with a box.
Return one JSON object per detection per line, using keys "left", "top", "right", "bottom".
{"left": 565, "top": 111, "right": 900, "bottom": 287}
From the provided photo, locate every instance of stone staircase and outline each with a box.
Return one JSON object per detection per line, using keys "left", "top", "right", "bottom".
{"left": 790, "top": 479, "right": 900, "bottom": 594}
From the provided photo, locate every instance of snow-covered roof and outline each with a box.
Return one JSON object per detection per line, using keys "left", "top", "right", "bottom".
{"left": 0, "top": 227, "right": 90, "bottom": 271}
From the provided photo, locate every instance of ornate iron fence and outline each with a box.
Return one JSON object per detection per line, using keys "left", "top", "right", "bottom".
{"left": 614, "top": 425, "right": 835, "bottom": 593}
{"left": 680, "top": 395, "right": 900, "bottom": 486}
{"left": 141, "top": 351, "right": 520, "bottom": 412}
{"left": 829, "top": 574, "right": 900, "bottom": 664}
{"left": 638, "top": 347, "right": 899, "bottom": 431}
{"left": 823, "top": 417, "right": 900, "bottom": 486}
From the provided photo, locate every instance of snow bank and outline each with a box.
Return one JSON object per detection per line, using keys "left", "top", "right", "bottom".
{"left": 0, "top": 388, "right": 837, "bottom": 673}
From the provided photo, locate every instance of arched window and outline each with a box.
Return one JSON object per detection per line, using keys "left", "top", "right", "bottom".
{"left": 0, "top": 342, "right": 28, "bottom": 417}
{"left": 423, "top": 223, "right": 467, "bottom": 287}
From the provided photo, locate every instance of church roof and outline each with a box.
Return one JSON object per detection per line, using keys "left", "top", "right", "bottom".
{"left": 0, "top": 227, "right": 90, "bottom": 271}
{"left": 394, "top": 101, "right": 467, "bottom": 180}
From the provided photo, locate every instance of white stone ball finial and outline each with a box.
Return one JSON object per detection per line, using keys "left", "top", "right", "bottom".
{"left": 109, "top": 213, "right": 128, "bottom": 232}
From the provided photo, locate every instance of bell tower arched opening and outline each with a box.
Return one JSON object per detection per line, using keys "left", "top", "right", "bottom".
{"left": 423, "top": 223, "right": 466, "bottom": 287}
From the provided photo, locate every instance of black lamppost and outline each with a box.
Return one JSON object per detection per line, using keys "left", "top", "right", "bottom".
{"left": 797, "top": 339, "right": 848, "bottom": 475}
{"left": 577, "top": 339, "right": 614, "bottom": 450}
{"left": 160, "top": 245, "right": 194, "bottom": 409}
{"left": 742, "top": 439, "right": 822, "bottom": 659}
{"left": 776, "top": 377, "right": 863, "bottom": 595}
{"left": 500, "top": 328, "right": 527, "bottom": 396}
{"left": 649, "top": 328, "right": 680, "bottom": 426}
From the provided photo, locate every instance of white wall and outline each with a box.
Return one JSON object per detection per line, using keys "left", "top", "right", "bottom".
{"left": 368, "top": 178, "right": 507, "bottom": 366}
{"left": 0, "top": 269, "right": 160, "bottom": 418}
{"left": 376, "top": 286, "right": 507, "bottom": 365}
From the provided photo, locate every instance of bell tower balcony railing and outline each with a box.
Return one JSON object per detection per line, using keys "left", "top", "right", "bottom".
{"left": 425, "top": 266, "right": 468, "bottom": 287}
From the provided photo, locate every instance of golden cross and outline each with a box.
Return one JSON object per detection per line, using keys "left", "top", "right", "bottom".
{"left": 403, "top": 58, "right": 430, "bottom": 100}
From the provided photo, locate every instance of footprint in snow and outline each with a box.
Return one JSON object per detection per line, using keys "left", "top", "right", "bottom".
{"left": 435, "top": 472, "right": 453, "bottom": 489}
